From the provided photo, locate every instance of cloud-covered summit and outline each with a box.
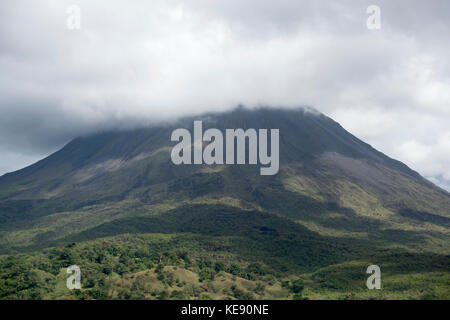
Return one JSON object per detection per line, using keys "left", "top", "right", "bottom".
{"left": 0, "top": 0, "right": 449, "bottom": 190}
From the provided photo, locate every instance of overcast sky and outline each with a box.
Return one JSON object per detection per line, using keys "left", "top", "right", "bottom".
{"left": 0, "top": 0, "right": 449, "bottom": 191}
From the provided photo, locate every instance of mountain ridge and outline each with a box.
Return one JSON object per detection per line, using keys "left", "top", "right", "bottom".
{"left": 0, "top": 106, "right": 448, "bottom": 299}
{"left": 0, "top": 106, "right": 444, "bottom": 192}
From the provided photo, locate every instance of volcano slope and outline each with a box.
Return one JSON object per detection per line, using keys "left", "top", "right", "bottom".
{"left": 0, "top": 107, "right": 448, "bottom": 299}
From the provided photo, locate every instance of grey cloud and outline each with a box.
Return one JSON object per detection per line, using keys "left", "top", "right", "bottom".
{"left": 0, "top": 0, "right": 449, "bottom": 190}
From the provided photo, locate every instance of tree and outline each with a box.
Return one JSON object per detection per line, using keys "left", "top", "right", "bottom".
{"left": 291, "top": 279, "right": 304, "bottom": 294}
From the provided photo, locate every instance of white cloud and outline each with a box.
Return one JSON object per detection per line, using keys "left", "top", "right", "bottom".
{"left": 391, "top": 132, "right": 450, "bottom": 190}
{"left": 0, "top": 0, "right": 449, "bottom": 190}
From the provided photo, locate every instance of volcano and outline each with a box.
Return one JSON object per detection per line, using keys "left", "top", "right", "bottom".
{"left": 0, "top": 107, "right": 448, "bottom": 299}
